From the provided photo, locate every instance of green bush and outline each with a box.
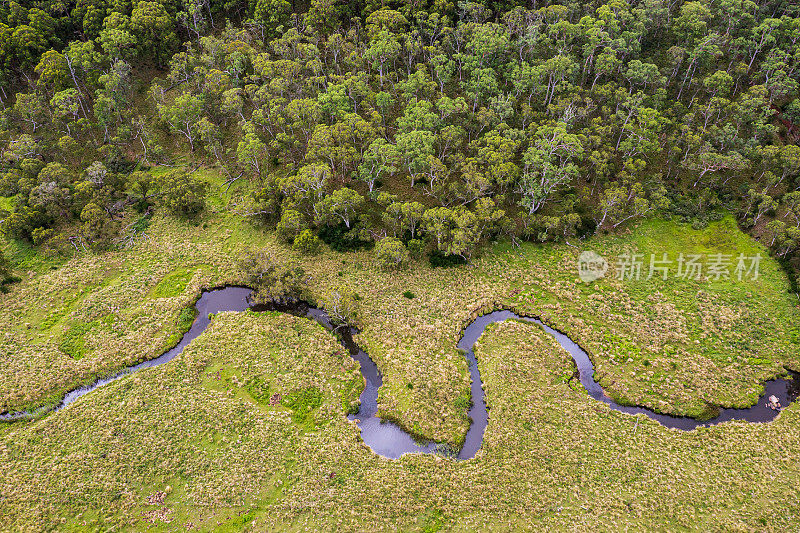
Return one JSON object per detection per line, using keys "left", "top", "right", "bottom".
{"left": 157, "top": 170, "right": 207, "bottom": 218}
{"left": 428, "top": 250, "right": 467, "bottom": 268}
{"left": 375, "top": 237, "right": 409, "bottom": 269}
{"left": 318, "top": 223, "right": 373, "bottom": 252}
{"left": 276, "top": 209, "right": 307, "bottom": 243}
{"left": 407, "top": 238, "right": 425, "bottom": 259}
{"left": 292, "top": 229, "right": 322, "bottom": 254}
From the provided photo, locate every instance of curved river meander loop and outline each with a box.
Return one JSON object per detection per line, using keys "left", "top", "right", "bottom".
{"left": 2, "top": 287, "right": 798, "bottom": 459}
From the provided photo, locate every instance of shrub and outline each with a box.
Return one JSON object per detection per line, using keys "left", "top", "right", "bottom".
{"left": 292, "top": 229, "right": 322, "bottom": 254}
{"left": 403, "top": 290, "right": 415, "bottom": 299}
{"left": 157, "top": 170, "right": 207, "bottom": 217}
{"left": 407, "top": 238, "right": 425, "bottom": 259}
{"left": 428, "top": 249, "right": 467, "bottom": 268}
{"left": 276, "top": 209, "right": 307, "bottom": 243}
{"left": 239, "top": 250, "right": 309, "bottom": 303}
{"left": 318, "top": 222, "right": 373, "bottom": 252}
{"left": 375, "top": 237, "right": 409, "bottom": 269}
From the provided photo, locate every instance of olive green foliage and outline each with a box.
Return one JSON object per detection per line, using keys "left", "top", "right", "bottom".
{"left": 157, "top": 170, "right": 207, "bottom": 217}
{"left": 3, "top": 1, "right": 800, "bottom": 271}
{"left": 239, "top": 249, "right": 309, "bottom": 303}
{"left": 319, "top": 288, "right": 360, "bottom": 326}
{"left": 173, "top": 305, "right": 197, "bottom": 335}
{"left": 375, "top": 237, "right": 409, "bottom": 269}
{"left": 292, "top": 229, "right": 321, "bottom": 254}
{"left": 276, "top": 208, "right": 307, "bottom": 243}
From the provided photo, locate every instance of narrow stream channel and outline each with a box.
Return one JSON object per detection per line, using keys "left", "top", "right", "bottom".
{"left": 2, "top": 287, "right": 798, "bottom": 460}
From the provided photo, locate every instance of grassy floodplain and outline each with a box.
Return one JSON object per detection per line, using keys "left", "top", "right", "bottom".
{"left": 1, "top": 170, "right": 799, "bottom": 530}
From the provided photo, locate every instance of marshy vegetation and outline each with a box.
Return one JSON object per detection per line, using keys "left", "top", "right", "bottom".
{"left": 0, "top": 0, "right": 799, "bottom": 528}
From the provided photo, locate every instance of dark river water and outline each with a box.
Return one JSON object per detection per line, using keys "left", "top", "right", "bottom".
{"left": 2, "top": 287, "right": 798, "bottom": 459}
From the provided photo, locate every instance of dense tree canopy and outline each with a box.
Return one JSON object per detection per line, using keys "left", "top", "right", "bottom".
{"left": 0, "top": 0, "right": 799, "bottom": 268}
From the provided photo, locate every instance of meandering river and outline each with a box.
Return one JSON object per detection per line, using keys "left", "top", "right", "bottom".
{"left": 2, "top": 287, "right": 798, "bottom": 459}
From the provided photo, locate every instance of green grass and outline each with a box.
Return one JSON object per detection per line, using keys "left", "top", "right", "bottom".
{"left": 57, "top": 315, "right": 115, "bottom": 359}
{"left": 244, "top": 375, "right": 271, "bottom": 404}
{"left": 281, "top": 386, "right": 324, "bottom": 428}
{"left": 149, "top": 267, "right": 199, "bottom": 298}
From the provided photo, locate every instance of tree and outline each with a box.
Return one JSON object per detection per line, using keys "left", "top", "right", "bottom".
{"left": 447, "top": 206, "right": 481, "bottom": 260}
{"left": 127, "top": 170, "right": 156, "bottom": 207}
{"left": 396, "top": 130, "right": 435, "bottom": 187}
{"left": 767, "top": 219, "right": 800, "bottom": 257}
{"left": 237, "top": 126, "right": 267, "bottom": 177}
{"left": 357, "top": 138, "right": 399, "bottom": 192}
{"left": 130, "top": 1, "right": 179, "bottom": 66}
{"left": 778, "top": 145, "right": 800, "bottom": 184}
{"left": 34, "top": 50, "right": 68, "bottom": 94}
{"left": 623, "top": 60, "right": 664, "bottom": 93}
{"left": 85, "top": 161, "right": 108, "bottom": 188}
{"left": 684, "top": 148, "right": 750, "bottom": 187}
{"left": 252, "top": 0, "right": 291, "bottom": 39}
{"left": 280, "top": 164, "right": 331, "bottom": 212}
{"left": 292, "top": 229, "right": 322, "bottom": 254}
{"left": 375, "top": 237, "right": 409, "bottom": 269}
{"left": 158, "top": 92, "right": 205, "bottom": 151}
{"left": 319, "top": 288, "right": 359, "bottom": 326}
{"left": 157, "top": 170, "right": 208, "bottom": 217}
{"left": 364, "top": 31, "right": 401, "bottom": 86}
{"left": 49, "top": 89, "right": 82, "bottom": 134}
{"left": 240, "top": 250, "right": 309, "bottom": 303}
{"left": 13, "top": 93, "right": 48, "bottom": 132}
{"left": 517, "top": 123, "right": 584, "bottom": 214}
{"left": 196, "top": 117, "right": 224, "bottom": 166}
{"left": 276, "top": 209, "right": 307, "bottom": 242}
{"left": 383, "top": 201, "right": 426, "bottom": 238}
{"left": 29, "top": 180, "right": 72, "bottom": 219}
{"left": 80, "top": 202, "right": 119, "bottom": 248}
{"left": 314, "top": 187, "right": 364, "bottom": 228}
{"left": 422, "top": 206, "right": 453, "bottom": 249}
{"left": 305, "top": 0, "right": 339, "bottom": 35}
{"left": 10, "top": 25, "right": 48, "bottom": 69}
{"left": 99, "top": 13, "right": 138, "bottom": 60}
{"left": 595, "top": 182, "right": 667, "bottom": 229}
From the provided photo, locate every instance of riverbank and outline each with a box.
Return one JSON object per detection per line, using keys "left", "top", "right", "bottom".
{"left": 2, "top": 311, "right": 799, "bottom": 530}
{"left": 1, "top": 169, "right": 799, "bottom": 445}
